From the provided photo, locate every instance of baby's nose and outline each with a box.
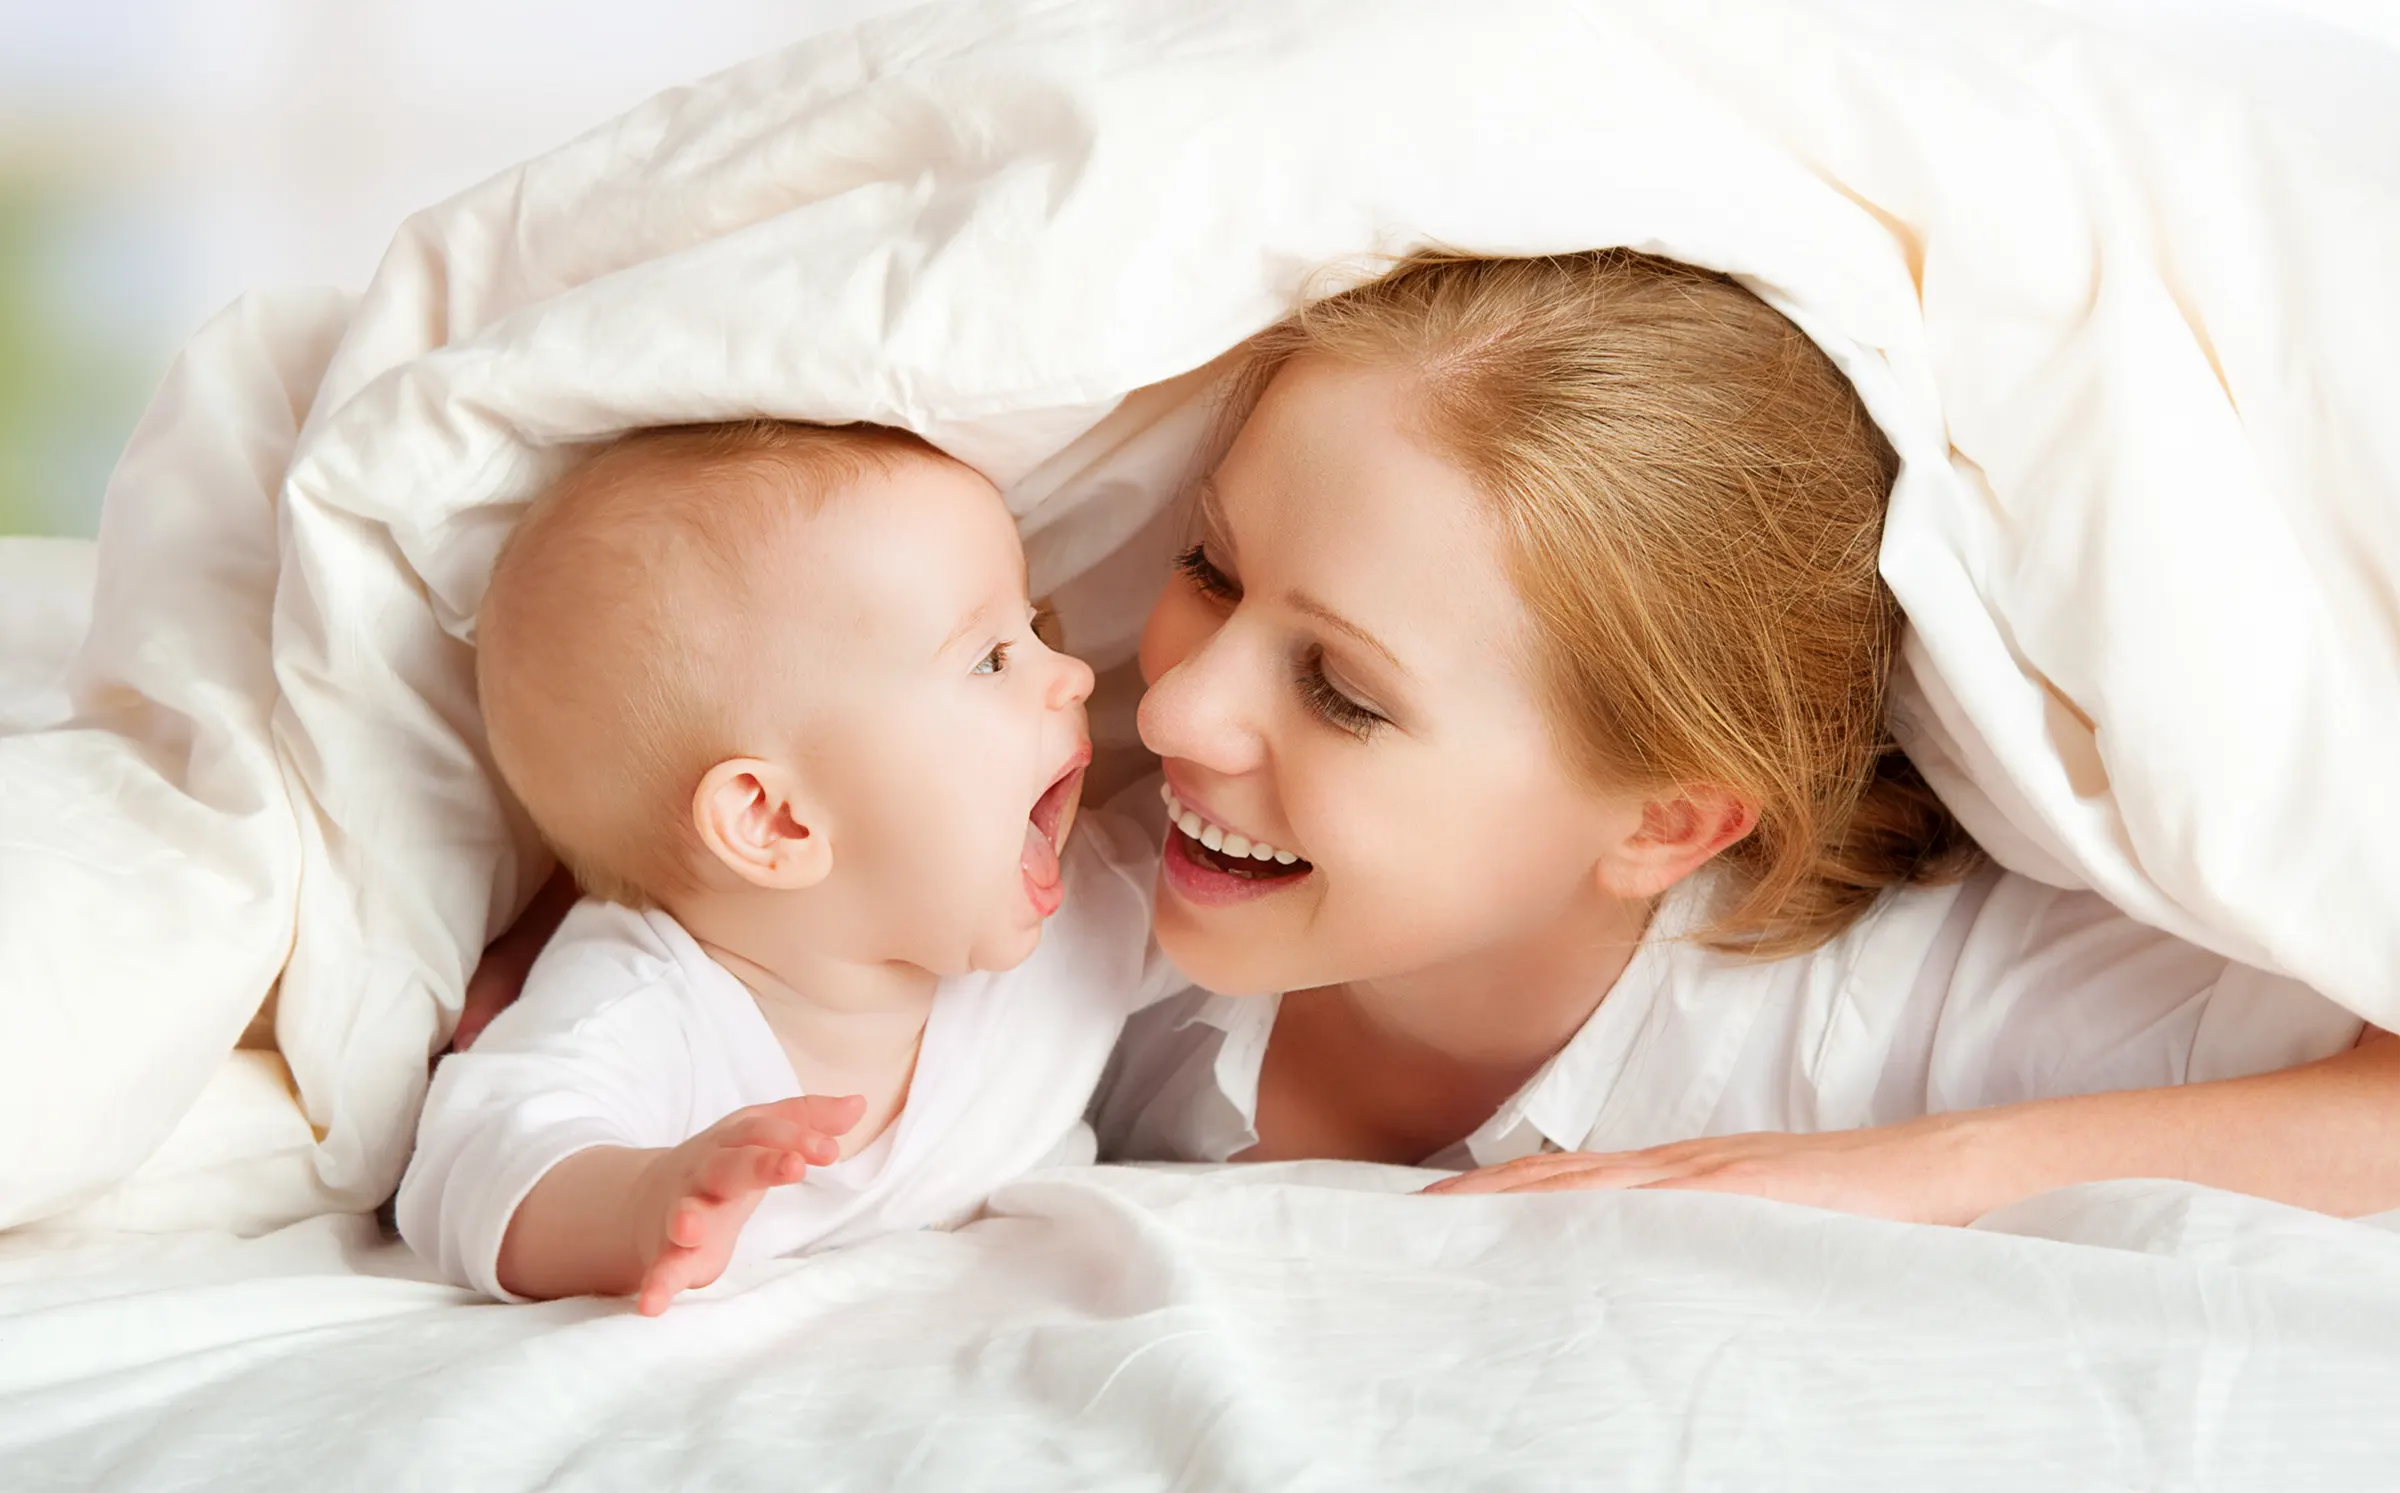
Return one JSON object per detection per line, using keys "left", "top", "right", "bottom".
{"left": 1050, "top": 650, "right": 1096, "bottom": 709}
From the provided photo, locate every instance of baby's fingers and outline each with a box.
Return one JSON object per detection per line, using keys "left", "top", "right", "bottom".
{"left": 716, "top": 1116, "right": 844, "bottom": 1169}
{"left": 694, "top": 1143, "right": 809, "bottom": 1201}
{"left": 637, "top": 1244, "right": 716, "bottom": 1316}
{"left": 748, "top": 1093, "right": 868, "bottom": 1137}
{"left": 722, "top": 1099, "right": 859, "bottom": 1157}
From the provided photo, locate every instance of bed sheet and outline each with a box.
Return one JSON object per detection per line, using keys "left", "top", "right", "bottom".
{"left": 6, "top": 1166, "right": 2400, "bottom": 1490}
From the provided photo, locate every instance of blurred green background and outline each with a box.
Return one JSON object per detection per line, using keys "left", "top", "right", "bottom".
{"left": 0, "top": 181, "right": 147, "bottom": 534}
{"left": 0, "top": 0, "right": 906, "bottom": 537}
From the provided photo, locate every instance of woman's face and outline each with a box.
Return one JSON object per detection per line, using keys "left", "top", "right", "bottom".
{"left": 1136, "top": 355, "right": 1647, "bottom": 996}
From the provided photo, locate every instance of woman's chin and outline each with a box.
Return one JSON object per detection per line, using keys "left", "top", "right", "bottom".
{"left": 1152, "top": 875, "right": 1304, "bottom": 998}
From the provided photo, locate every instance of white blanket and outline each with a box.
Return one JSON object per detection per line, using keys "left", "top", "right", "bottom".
{"left": 7, "top": 1166, "right": 2400, "bottom": 1489}
{"left": 4, "top": 0, "right": 2399, "bottom": 1248}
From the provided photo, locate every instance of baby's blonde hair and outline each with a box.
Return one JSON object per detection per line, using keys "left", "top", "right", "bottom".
{"left": 1236, "top": 250, "right": 1981, "bottom": 956}
{"left": 477, "top": 419, "right": 937, "bottom": 907}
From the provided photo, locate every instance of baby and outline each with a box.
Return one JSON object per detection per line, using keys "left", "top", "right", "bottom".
{"left": 397, "top": 420, "right": 1179, "bottom": 1314}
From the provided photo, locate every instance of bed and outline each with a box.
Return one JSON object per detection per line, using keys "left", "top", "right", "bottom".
{"left": 5, "top": 0, "right": 2400, "bottom": 1484}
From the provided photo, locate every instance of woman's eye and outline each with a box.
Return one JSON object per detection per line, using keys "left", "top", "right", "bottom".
{"left": 1294, "top": 647, "right": 1387, "bottom": 741}
{"left": 1175, "top": 543, "right": 1241, "bottom": 603}
{"left": 973, "top": 641, "right": 1012, "bottom": 676}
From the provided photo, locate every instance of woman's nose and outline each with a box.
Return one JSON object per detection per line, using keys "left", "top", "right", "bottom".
{"left": 1136, "top": 621, "right": 1265, "bottom": 776}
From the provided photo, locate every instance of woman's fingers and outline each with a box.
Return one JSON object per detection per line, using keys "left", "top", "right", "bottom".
{"left": 1423, "top": 1147, "right": 1716, "bottom": 1195}
{"left": 1499, "top": 1164, "right": 1678, "bottom": 1195}
{"left": 1425, "top": 1151, "right": 1646, "bottom": 1194}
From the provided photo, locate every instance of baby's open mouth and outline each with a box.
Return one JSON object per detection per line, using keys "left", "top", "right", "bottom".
{"left": 1160, "top": 784, "right": 1312, "bottom": 881}
{"left": 1020, "top": 749, "right": 1088, "bottom": 918}
{"left": 1029, "top": 757, "right": 1084, "bottom": 857}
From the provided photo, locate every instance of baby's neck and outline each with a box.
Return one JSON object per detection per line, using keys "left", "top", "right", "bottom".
{"left": 669, "top": 890, "right": 938, "bottom": 1151}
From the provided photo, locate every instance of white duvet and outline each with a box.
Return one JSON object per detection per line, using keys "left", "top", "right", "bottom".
{"left": 12, "top": 0, "right": 2400, "bottom": 1235}
{"left": 6, "top": 0, "right": 2400, "bottom": 1481}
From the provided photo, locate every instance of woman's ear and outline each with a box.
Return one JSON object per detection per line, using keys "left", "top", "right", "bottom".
{"left": 1593, "top": 785, "right": 1758, "bottom": 901}
{"left": 691, "top": 758, "right": 832, "bottom": 892}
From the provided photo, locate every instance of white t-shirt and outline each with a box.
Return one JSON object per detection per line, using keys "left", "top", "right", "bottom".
{"left": 398, "top": 809, "right": 1184, "bottom": 1301}
{"left": 1092, "top": 858, "right": 2366, "bottom": 1171}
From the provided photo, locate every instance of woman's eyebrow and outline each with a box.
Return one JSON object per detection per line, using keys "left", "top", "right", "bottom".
{"left": 1285, "top": 591, "right": 1410, "bottom": 678}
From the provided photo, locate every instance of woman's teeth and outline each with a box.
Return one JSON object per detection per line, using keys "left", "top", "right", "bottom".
{"left": 1160, "top": 784, "right": 1301, "bottom": 865}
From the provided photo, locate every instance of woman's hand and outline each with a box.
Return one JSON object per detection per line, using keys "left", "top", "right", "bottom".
{"left": 451, "top": 864, "right": 581, "bottom": 1052}
{"left": 1421, "top": 1114, "right": 2013, "bottom": 1226}
{"left": 1427, "top": 1029, "right": 2400, "bottom": 1225}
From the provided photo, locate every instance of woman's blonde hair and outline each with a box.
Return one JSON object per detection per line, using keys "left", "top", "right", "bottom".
{"left": 1233, "top": 249, "right": 1980, "bottom": 956}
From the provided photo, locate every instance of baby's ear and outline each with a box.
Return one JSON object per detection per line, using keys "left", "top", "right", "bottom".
{"left": 1592, "top": 784, "right": 1758, "bottom": 902}
{"left": 691, "top": 759, "right": 831, "bottom": 892}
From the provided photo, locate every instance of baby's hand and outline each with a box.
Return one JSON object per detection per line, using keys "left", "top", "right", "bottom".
{"left": 630, "top": 1094, "right": 866, "bottom": 1315}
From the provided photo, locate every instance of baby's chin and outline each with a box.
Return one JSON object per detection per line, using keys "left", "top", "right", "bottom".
{"left": 959, "top": 912, "right": 1050, "bottom": 976}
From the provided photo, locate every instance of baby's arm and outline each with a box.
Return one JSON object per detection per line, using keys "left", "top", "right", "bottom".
{"left": 499, "top": 1094, "right": 865, "bottom": 1315}
{"left": 400, "top": 914, "right": 869, "bottom": 1312}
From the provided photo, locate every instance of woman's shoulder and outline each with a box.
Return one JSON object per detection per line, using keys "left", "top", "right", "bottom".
{"left": 1787, "top": 860, "right": 2124, "bottom": 966}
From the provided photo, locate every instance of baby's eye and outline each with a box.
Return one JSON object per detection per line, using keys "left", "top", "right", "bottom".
{"left": 972, "top": 641, "right": 1012, "bottom": 676}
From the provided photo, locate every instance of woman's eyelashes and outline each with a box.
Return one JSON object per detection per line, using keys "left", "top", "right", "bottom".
{"left": 1175, "top": 542, "right": 1240, "bottom": 602}
{"left": 1295, "top": 646, "right": 1388, "bottom": 741}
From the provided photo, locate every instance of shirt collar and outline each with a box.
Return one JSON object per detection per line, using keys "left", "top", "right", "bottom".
{"left": 1173, "top": 989, "right": 1279, "bottom": 1150}
{"left": 1161, "top": 871, "right": 1731, "bottom": 1169}
{"left": 1448, "top": 873, "right": 1724, "bottom": 1167}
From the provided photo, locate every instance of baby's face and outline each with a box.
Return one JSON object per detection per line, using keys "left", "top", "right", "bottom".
{"left": 743, "top": 457, "right": 1094, "bottom": 974}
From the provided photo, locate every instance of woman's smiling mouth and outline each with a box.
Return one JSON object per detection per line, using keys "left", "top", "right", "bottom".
{"left": 1158, "top": 782, "right": 1313, "bottom": 905}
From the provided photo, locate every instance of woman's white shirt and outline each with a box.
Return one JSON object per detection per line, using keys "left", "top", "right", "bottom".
{"left": 398, "top": 809, "right": 1182, "bottom": 1300}
{"left": 1092, "top": 856, "right": 2365, "bottom": 1171}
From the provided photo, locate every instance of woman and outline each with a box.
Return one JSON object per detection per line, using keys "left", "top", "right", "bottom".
{"left": 473, "top": 250, "right": 2399, "bottom": 1224}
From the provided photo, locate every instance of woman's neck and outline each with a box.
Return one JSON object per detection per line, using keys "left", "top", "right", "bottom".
{"left": 1333, "top": 889, "right": 1655, "bottom": 1074}
{"left": 1244, "top": 890, "right": 1655, "bottom": 1166}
